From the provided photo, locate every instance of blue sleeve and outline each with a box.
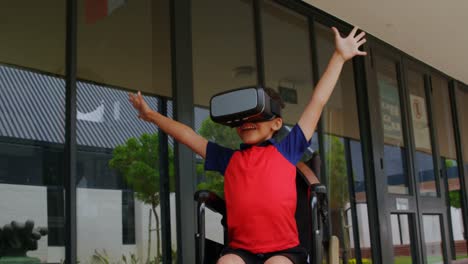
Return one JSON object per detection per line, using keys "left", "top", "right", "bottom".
{"left": 274, "top": 124, "right": 310, "bottom": 165}
{"left": 204, "top": 141, "right": 235, "bottom": 175}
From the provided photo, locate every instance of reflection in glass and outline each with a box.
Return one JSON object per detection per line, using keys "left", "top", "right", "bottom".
{"left": 324, "top": 135, "right": 353, "bottom": 263}
{"left": 193, "top": 0, "right": 256, "bottom": 107}
{"left": 407, "top": 69, "right": 437, "bottom": 196}
{"left": 454, "top": 85, "right": 468, "bottom": 259}
{"left": 391, "top": 214, "right": 414, "bottom": 263}
{"left": 456, "top": 85, "right": 468, "bottom": 179}
{"left": 77, "top": 0, "right": 174, "bottom": 262}
{"left": 77, "top": 0, "right": 172, "bottom": 97}
{"left": 422, "top": 215, "right": 445, "bottom": 264}
{"left": 262, "top": 0, "right": 313, "bottom": 125}
{"left": 316, "top": 23, "right": 372, "bottom": 263}
{"left": 0, "top": 1, "right": 66, "bottom": 258}
{"left": 0, "top": 68, "right": 66, "bottom": 262}
{"left": 432, "top": 75, "right": 468, "bottom": 259}
{"left": 444, "top": 159, "right": 467, "bottom": 259}
{"left": 192, "top": 1, "right": 255, "bottom": 245}
{"left": 76, "top": 84, "right": 176, "bottom": 262}
{"left": 350, "top": 141, "right": 373, "bottom": 262}
{"left": 376, "top": 56, "right": 409, "bottom": 194}
{"left": 0, "top": 1, "right": 65, "bottom": 75}
{"left": 193, "top": 0, "right": 317, "bottom": 253}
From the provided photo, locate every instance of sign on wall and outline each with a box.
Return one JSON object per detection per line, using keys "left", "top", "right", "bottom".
{"left": 410, "top": 94, "right": 431, "bottom": 152}
{"left": 379, "top": 78, "right": 403, "bottom": 146}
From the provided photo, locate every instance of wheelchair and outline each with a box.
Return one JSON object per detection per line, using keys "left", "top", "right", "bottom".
{"left": 194, "top": 153, "right": 337, "bottom": 264}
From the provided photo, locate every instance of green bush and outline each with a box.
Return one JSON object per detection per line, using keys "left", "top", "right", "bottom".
{"left": 348, "top": 258, "right": 372, "bottom": 264}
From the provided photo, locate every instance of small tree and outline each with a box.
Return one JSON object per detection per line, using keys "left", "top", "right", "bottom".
{"left": 109, "top": 133, "right": 174, "bottom": 263}
{"left": 196, "top": 118, "right": 241, "bottom": 197}
{"left": 324, "top": 135, "right": 349, "bottom": 209}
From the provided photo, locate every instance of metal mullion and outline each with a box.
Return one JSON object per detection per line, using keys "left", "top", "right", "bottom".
{"left": 408, "top": 213, "right": 420, "bottom": 264}
{"left": 253, "top": 0, "right": 265, "bottom": 87}
{"left": 449, "top": 81, "right": 468, "bottom": 243}
{"left": 158, "top": 98, "right": 172, "bottom": 264}
{"left": 439, "top": 213, "right": 451, "bottom": 264}
{"left": 64, "top": 0, "right": 78, "bottom": 263}
{"left": 424, "top": 74, "right": 443, "bottom": 199}
{"left": 273, "top": 0, "right": 311, "bottom": 17}
{"left": 399, "top": 58, "right": 424, "bottom": 264}
{"left": 359, "top": 40, "right": 390, "bottom": 264}
{"left": 397, "top": 214, "right": 404, "bottom": 245}
{"left": 423, "top": 73, "right": 452, "bottom": 262}
{"left": 170, "top": 0, "right": 196, "bottom": 262}
{"left": 344, "top": 138, "right": 363, "bottom": 263}
{"left": 397, "top": 59, "right": 417, "bottom": 198}
{"left": 443, "top": 157, "right": 458, "bottom": 259}
{"left": 352, "top": 46, "right": 384, "bottom": 264}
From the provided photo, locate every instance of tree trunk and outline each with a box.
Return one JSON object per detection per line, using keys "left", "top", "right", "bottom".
{"left": 147, "top": 209, "right": 152, "bottom": 264}
{"left": 152, "top": 200, "right": 162, "bottom": 263}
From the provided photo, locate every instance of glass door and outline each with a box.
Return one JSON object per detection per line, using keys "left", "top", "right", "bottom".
{"left": 375, "top": 51, "right": 419, "bottom": 263}
{"left": 404, "top": 61, "right": 450, "bottom": 264}
{"left": 366, "top": 44, "right": 451, "bottom": 263}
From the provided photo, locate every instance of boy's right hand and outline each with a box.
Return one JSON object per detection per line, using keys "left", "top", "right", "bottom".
{"left": 129, "top": 91, "right": 152, "bottom": 121}
{"left": 332, "top": 26, "right": 367, "bottom": 62}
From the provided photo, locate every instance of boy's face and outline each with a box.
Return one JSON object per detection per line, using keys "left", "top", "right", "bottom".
{"left": 236, "top": 117, "right": 283, "bottom": 145}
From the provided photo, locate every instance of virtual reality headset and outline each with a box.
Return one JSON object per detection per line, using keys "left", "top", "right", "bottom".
{"left": 210, "top": 87, "right": 282, "bottom": 127}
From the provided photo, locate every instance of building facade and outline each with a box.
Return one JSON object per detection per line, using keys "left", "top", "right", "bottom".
{"left": 0, "top": 0, "right": 466, "bottom": 263}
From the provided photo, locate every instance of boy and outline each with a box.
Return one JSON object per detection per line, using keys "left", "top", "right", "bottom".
{"left": 129, "top": 26, "right": 366, "bottom": 264}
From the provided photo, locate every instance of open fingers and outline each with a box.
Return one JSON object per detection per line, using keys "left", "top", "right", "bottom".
{"left": 128, "top": 92, "right": 141, "bottom": 108}
{"left": 355, "top": 31, "right": 366, "bottom": 41}
{"left": 128, "top": 93, "right": 136, "bottom": 104}
{"left": 357, "top": 50, "right": 367, "bottom": 56}
{"left": 349, "top": 26, "right": 359, "bottom": 37}
{"left": 357, "top": 38, "right": 367, "bottom": 47}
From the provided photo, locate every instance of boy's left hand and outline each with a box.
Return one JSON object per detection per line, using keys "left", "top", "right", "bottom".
{"left": 333, "top": 26, "right": 367, "bottom": 61}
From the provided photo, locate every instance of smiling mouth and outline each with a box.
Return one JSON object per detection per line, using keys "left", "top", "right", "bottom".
{"left": 239, "top": 123, "right": 256, "bottom": 131}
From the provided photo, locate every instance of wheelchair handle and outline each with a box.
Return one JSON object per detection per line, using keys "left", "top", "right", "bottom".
{"left": 196, "top": 200, "right": 206, "bottom": 264}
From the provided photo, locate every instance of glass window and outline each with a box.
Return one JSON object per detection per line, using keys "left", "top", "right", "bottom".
{"left": 193, "top": 0, "right": 256, "bottom": 107}
{"left": 454, "top": 84, "right": 468, "bottom": 260}
{"left": 376, "top": 55, "right": 409, "bottom": 195}
{"left": 350, "top": 140, "right": 373, "bottom": 261}
{"left": 122, "top": 190, "right": 136, "bottom": 245}
{"left": 75, "top": 83, "right": 175, "bottom": 262}
{"left": 315, "top": 23, "right": 373, "bottom": 263}
{"left": 0, "top": 1, "right": 66, "bottom": 262}
{"left": 432, "top": 76, "right": 457, "bottom": 160}
{"left": 456, "top": 85, "right": 468, "bottom": 180}
{"left": 406, "top": 69, "right": 437, "bottom": 196}
{"left": 262, "top": 0, "right": 319, "bottom": 185}
{"left": 0, "top": 1, "right": 65, "bottom": 75}
{"left": 78, "top": 0, "right": 171, "bottom": 97}
{"left": 432, "top": 75, "right": 467, "bottom": 259}
{"left": 192, "top": 0, "right": 256, "bottom": 245}
{"left": 263, "top": 0, "right": 313, "bottom": 125}
{"left": 391, "top": 214, "right": 415, "bottom": 263}
{"left": 422, "top": 215, "right": 445, "bottom": 264}
{"left": 77, "top": 0, "right": 174, "bottom": 262}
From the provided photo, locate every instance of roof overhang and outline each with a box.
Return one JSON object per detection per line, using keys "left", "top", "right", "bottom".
{"left": 304, "top": 0, "right": 467, "bottom": 84}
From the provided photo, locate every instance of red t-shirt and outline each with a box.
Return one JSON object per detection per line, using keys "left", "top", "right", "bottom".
{"left": 205, "top": 124, "right": 309, "bottom": 253}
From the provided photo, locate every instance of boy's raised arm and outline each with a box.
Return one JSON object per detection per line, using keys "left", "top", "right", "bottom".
{"left": 298, "top": 26, "right": 366, "bottom": 141}
{"left": 129, "top": 91, "right": 208, "bottom": 158}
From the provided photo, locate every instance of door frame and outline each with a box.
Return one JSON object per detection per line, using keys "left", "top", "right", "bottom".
{"left": 365, "top": 40, "right": 452, "bottom": 263}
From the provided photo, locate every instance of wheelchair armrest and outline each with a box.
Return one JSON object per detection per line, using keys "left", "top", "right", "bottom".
{"left": 311, "top": 184, "right": 330, "bottom": 243}
{"left": 311, "top": 183, "right": 326, "bottom": 194}
{"left": 194, "top": 190, "right": 227, "bottom": 264}
{"left": 194, "top": 190, "right": 226, "bottom": 217}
